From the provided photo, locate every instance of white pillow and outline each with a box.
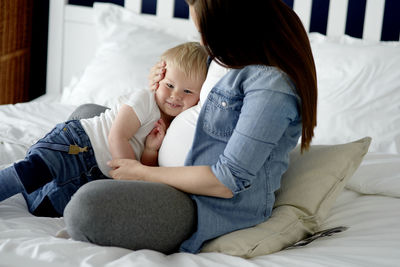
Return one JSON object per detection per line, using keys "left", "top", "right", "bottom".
{"left": 309, "top": 33, "right": 400, "bottom": 154}
{"left": 346, "top": 153, "right": 400, "bottom": 198}
{"left": 60, "top": 3, "right": 193, "bottom": 107}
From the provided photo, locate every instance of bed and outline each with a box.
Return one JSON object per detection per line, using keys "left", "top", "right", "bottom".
{"left": 1, "top": 0, "right": 400, "bottom": 266}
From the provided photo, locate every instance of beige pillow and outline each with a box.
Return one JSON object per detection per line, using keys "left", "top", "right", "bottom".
{"left": 201, "top": 137, "right": 371, "bottom": 258}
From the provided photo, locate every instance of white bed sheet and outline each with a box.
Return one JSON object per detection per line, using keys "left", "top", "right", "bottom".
{"left": 1, "top": 100, "right": 400, "bottom": 267}
{"left": 0, "top": 99, "right": 75, "bottom": 169}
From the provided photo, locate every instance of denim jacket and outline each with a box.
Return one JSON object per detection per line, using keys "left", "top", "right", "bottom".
{"left": 180, "top": 65, "right": 302, "bottom": 253}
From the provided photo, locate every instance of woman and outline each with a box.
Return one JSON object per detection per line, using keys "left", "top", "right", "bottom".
{"left": 64, "top": 0, "right": 317, "bottom": 254}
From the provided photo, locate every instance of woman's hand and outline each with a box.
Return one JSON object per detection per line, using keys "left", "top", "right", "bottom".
{"left": 107, "top": 159, "right": 144, "bottom": 180}
{"left": 148, "top": 61, "right": 166, "bottom": 91}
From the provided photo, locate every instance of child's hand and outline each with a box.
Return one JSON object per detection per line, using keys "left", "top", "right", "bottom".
{"left": 148, "top": 61, "right": 166, "bottom": 91}
{"left": 144, "top": 119, "right": 167, "bottom": 151}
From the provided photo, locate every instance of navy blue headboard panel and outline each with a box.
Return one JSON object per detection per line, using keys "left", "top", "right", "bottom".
{"left": 140, "top": 0, "right": 189, "bottom": 18}
{"left": 282, "top": 0, "right": 399, "bottom": 41}
{"left": 345, "top": 0, "right": 367, "bottom": 39}
{"left": 69, "top": 0, "right": 399, "bottom": 41}
{"left": 381, "top": 0, "right": 399, "bottom": 41}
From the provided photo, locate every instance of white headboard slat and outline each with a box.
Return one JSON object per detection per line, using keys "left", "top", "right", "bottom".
{"left": 293, "top": 0, "right": 313, "bottom": 32}
{"left": 363, "top": 0, "right": 386, "bottom": 42}
{"left": 326, "top": 0, "right": 348, "bottom": 37}
{"left": 125, "top": 0, "right": 142, "bottom": 13}
{"left": 46, "top": 0, "right": 67, "bottom": 95}
{"left": 65, "top": 4, "right": 93, "bottom": 23}
{"left": 156, "top": 0, "right": 175, "bottom": 19}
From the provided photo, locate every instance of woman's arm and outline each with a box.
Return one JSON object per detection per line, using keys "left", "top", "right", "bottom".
{"left": 108, "top": 104, "right": 141, "bottom": 160}
{"left": 108, "top": 159, "right": 233, "bottom": 199}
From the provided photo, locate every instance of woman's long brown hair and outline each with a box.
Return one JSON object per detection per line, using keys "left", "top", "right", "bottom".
{"left": 186, "top": 0, "right": 317, "bottom": 151}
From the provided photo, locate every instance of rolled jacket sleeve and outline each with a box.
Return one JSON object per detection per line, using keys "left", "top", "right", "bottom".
{"left": 211, "top": 87, "right": 300, "bottom": 195}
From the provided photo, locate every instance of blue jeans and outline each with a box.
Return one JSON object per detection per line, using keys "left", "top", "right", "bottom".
{"left": 0, "top": 120, "right": 108, "bottom": 215}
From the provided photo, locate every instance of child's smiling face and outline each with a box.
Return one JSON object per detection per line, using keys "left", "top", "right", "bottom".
{"left": 155, "top": 65, "right": 202, "bottom": 118}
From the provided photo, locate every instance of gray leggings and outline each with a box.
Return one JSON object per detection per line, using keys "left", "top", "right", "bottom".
{"left": 63, "top": 104, "right": 196, "bottom": 254}
{"left": 68, "top": 103, "right": 110, "bottom": 120}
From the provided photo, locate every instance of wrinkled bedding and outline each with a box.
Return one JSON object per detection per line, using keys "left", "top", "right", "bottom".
{"left": 1, "top": 100, "right": 399, "bottom": 267}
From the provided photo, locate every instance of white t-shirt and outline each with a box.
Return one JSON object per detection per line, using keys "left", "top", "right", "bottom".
{"left": 80, "top": 89, "right": 160, "bottom": 176}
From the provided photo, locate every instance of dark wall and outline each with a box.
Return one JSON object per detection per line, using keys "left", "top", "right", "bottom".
{"left": 29, "top": 0, "right": 49, "bottom": 100}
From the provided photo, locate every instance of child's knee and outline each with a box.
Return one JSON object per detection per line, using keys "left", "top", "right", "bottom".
{"left": 14, "top": 154, "right": 52, "bottom": 193}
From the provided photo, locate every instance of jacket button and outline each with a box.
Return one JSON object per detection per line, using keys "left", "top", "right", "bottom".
{"left": 221, "top": 101, "right": 227, "bottom": 107}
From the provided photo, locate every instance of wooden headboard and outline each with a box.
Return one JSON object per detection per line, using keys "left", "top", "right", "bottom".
{"left": 46, "top": 0, "right": 399, "bottom": 95}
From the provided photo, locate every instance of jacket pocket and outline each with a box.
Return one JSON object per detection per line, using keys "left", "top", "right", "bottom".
{"left": 202, "top": 88, "right": 243, "bottom": 141}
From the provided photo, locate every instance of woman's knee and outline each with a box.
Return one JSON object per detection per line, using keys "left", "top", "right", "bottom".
{"left": 63, "top": 180, "right": 111, "bottom": 242}
{"left": 68, "top": 103, "right": 109, "bottom": 120}
{"left": 63, "top": 180, "right": 196, "bottom": 252}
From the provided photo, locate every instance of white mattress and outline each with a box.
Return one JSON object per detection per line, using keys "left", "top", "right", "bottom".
{"left": 1, "top": 99, "right": 400, "bottom": 267}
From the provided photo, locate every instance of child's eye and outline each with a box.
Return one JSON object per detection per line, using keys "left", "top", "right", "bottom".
{"left": 166, "top": 83, "right": 174, "bottom": 89}
{"left": 183, "top": 89, "right": 193, "bottom": 94}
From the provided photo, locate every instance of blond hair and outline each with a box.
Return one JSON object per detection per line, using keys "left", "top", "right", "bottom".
{"left": 160, "top": 42, "right": 208, "bottom": 83}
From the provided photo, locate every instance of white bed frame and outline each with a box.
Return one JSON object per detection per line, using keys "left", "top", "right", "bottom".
{"left": 45, "top": 0, "right": 397, "bottom": 96}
